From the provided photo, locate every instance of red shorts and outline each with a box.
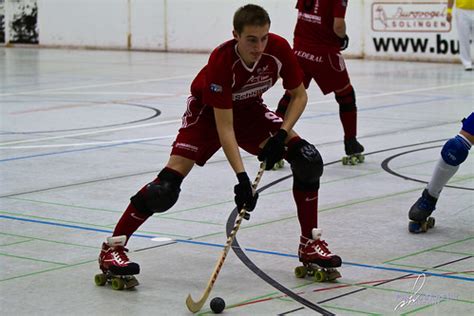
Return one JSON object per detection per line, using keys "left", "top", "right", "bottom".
{"left": 171, "top": 96, "right": 284, "bottom": 166}
{"left": 294, "top": 48, "right": 350, "bottom": 95}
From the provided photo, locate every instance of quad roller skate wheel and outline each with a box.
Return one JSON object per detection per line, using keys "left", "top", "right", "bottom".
{"left": 94, "top": 273, "right": 139, "bottom": 290}
{"left": 408, "top": 217, "right": 435, "bottom": 233}
{"left": 294, "top": 266, "right": 307, "bottom": 278}
{"left": 355, "top": 154, "right": 365, "bottom": 163}
{"left": 342, "top": 154, "right": 364, "bottom": 165}
{"left": 111, "top": 277, "right": 125, "bottom": 290}
{"left": 272, "top": 159, "right": 285, "bottom": 170}
{"left": 94, "top": 273, "right": 107, "bottom": 286}
{"left": 294, "top": 265, "right": 341, "bottom": 282}
{"left": 313, "top": 268, "right": 341, "bottom": 282}
{"left": 314, "top": 270, "right": 326, "bottom": 282}
{"left": 427, "top": 217, "right": 435, "bottom": 228}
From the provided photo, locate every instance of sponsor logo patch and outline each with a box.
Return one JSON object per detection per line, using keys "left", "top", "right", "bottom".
{"left": 372, "top": 2, "right": 451, "bottom": 32}
{"left": 175, "top": 142, "right": 198, "bottom": 152}
{"left": 210, "top": 83, "right": 223, "bottom": 93}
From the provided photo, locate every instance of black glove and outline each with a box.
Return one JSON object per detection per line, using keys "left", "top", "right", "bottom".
{"left": 339, "top": 35, "right": 349, "bottom": 51}
{"left": 234, "top": 172, "right": 258, "bottom": 215}
{"left": 258, "top": 129, "right": 287, "bottom": 170}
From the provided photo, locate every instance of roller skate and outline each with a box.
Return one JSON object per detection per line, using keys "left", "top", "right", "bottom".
{"left": 294, "top": 228, "right": 342, "bottom": 282}
{"left": 408, "top": 189, "right": 437, "bottom": 233}
{"left": 94, "top": 235, "right": 140, "bottom": 290}
{"left": 272, "top": 159, "right": 285, "bottom": 170}
{"left": 342, "top": 137, "right": 365, "bottom": 165}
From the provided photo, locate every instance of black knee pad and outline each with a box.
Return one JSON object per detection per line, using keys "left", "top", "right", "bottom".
{"left": 130, "top": 169, "right": 183, "bottom": 216}
{"left": 288, "top": 139, "right": 323, "bottom": 191}
{"left": 335, "top": 86, "right": 356, "bottom": 112}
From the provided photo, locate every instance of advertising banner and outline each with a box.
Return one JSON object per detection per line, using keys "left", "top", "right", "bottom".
{"left": 365, "top": 1, "right": 460, "bottom": 61}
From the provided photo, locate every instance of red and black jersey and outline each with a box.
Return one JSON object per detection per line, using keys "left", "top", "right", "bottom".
{"left": 190, "top": 33, "right": 302, "bottom": 112}
{"left": 293, "top": 0, "right": 348, "bottom": 51}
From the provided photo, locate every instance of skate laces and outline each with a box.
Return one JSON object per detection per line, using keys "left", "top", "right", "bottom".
{"left": 315, "top": 239, "right": 332, "bottom": 256}
{"left": 302, "top": 238, "right": 332, "bottom": 258}
{"left": 109, "top": 246, "right": 131, "bottom": 265}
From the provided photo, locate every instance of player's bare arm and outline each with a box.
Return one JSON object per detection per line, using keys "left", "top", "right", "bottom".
{"left": 280, "top": 83, "right": 308, "bottom": 137}
{"left": 214, "top": 107, "right": 246, "bottom": 174}
{"left": 333, "top": 17, "right": 346, "bottom": 38}
{"left": 334, "top": 17, "right": 349, "bottom": 51}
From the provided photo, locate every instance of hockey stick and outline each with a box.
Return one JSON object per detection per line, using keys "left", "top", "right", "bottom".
{"left": 185, "top": 163, "right": 266, "bottom": 313}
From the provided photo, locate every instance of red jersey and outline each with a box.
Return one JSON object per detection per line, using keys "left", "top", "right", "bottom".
{"left": 190, "top": 33, "right": 302, "bottom": 112}
{"left": 293, "top": 0, "right": 348, "bottom": 51}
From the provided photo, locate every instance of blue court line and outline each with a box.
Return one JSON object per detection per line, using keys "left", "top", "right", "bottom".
{"left": 235, "top": 248, "right": 474, "bottom": 282}
{"left": 2, "top": 214, "right": 473, "bottom": 282}
{"left": 341, "top": 261, "right": 474, "bottom": 282}
{"left": 302, "top": 96, "right": 451, "bottom": 121}
{"left": 0, "top": 95, "right": 452, "bottom": 163}
{"left": 0, "top": 138, "right": 163, "bottom": 163}
{"left": 0, "top": 215, "right": 154, "bottom": 239}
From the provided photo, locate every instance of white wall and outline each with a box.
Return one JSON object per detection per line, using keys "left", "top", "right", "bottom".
{"left": 131, "top": 0, "right": 165, "bottom": 50}
{"left": 166, "top": 0, "right": 236, "bottom": 52}
{"left": 34, "top": 0, "right": 364, "bottom": 55}
{"left": 18, "top": 0, "right": 468, "bottom": 63}
{"left": 38, "top": 0, "right": 129, "bottom": 48}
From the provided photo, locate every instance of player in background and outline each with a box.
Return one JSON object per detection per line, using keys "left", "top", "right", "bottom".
{"left": 447, "top": 0, "right": 473, "bottom": 71}
{"left": 408, "top": 113, "right": 473, "bottom": 233}
{"left": 276, "top": 0, "right": 364, "bottom": 165}
{"left": 96, "top": 4, "right": 342, "bottom": 286}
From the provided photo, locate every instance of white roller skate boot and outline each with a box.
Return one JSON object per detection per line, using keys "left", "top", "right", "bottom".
{"left": 294, "top": 228, "right": 342, "bottom": 282}
{"left": 95, "top": 235, "right": 140, "bottom": 290}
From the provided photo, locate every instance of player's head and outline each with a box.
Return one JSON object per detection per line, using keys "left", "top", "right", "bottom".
{"left": 233, "top": 4, "right": 271, "bottom": 35}
{"left": 233, "top": 4, "right": 271, "bottom": 66}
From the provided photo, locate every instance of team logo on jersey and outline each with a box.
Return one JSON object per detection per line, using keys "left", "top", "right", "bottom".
{"left": 232, "top": 79, "right": 272, "bottom": 101}
{"left": 210, "top": 83, "right": 223, "bottom": 93}
{"left": 257, "top": 65, "right": 269, "bottom": 74}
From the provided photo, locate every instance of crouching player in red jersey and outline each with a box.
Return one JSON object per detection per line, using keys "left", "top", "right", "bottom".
{"left": 95, "top": 4, "right": 342, "bottom": 289}
{"left": 277, "top": 0, "right": 364, "bottom": 165}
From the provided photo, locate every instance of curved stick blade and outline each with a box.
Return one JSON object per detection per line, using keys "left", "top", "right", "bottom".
{"left": 185, "top": 163, "right": 265, "bottom": 313}
{"left": 186, "top": 293, "right": 207, "bottom": 313}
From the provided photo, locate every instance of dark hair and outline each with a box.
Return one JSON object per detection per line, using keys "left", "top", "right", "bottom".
{"left": 233, "top": 4, "right": 271, "bottom": 34}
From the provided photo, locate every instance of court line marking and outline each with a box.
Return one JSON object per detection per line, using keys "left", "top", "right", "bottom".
{"left": 308, "top": 81, "right": 474, "bottom": 106}
{"left": 0, "top": 74, "right": 194, "bottom": 97}
{"left": 2, "top": 81, "right": 472, "bottom": 148}
{"left": 1, "top": 214, "right": 472, "bottom": 282}
{"left": 0, "top": 138, "right": 171, "bottom": 162}
{"left": 0, "top": 135, "right": 175, "bottom": 149}
{"left": 0, "top": 120, "right": 181, "bottom": 146}
{"left": 34, "top": 92, "right": 178, "bottom": 96}
{"left": 227, "top": 272, "right": 473, "bottom": 315}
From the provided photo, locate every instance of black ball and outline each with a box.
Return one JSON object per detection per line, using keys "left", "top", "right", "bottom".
{"left": 210, "top": 297, "right": 225, "bottom": 314}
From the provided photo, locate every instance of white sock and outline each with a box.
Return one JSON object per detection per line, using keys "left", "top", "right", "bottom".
{"left": 427, "top": 134, "right": 472, "bottom": 198}
{"left": 426, "top": 158, "right": 459, "bottom": 198}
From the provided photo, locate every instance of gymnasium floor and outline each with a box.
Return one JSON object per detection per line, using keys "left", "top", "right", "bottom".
{"left": 0, "top": 48, "right": 473, "bottom": 315}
